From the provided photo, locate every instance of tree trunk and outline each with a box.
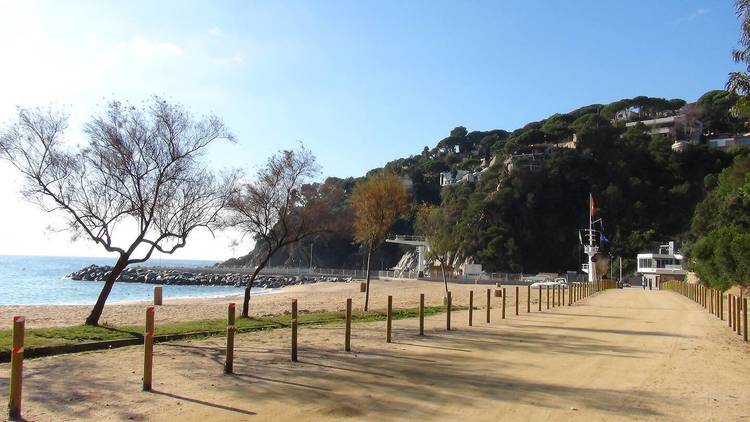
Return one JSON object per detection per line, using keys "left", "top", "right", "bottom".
{"left": 85, "top": 254, "right": 129, "bottom": 326}
{"left": 242, "top": 256, "right": 271, "bottom": 319}
{"left": 363, "top": 242, "right": 373, "bottom": 312}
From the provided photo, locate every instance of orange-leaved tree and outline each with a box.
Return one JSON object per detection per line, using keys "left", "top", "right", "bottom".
{"left": 350, "top": 171, "right": 410, "bottom": 311}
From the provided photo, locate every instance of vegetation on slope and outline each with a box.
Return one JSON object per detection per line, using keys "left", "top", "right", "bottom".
{"left": 225, "top": 92, "right": 747, "bottom": 276}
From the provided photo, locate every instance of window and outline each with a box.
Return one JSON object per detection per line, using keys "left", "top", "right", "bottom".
{"left": 638, "top": 258, "right": 653, "bottom": 269}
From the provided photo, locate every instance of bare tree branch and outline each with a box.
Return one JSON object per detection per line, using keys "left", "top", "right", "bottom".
{"left": 0, "top": 97, "right": 238, "bottom": 325}
{"left": 224, "top": 144, "right": 331, "bottom": 318}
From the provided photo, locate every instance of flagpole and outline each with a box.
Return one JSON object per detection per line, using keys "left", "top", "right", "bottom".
{"left": 588, "top": 193, "right": 596, "bottom": 282}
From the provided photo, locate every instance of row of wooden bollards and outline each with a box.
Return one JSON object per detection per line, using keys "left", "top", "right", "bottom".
{"left": 7, "top": 280, "right": 617, "bottom": 419}
{"left": 662, "top": 280, "right": 748, "bottom": 342}
{"left": 250, "top": 281, "right": 611, "bottom": 368}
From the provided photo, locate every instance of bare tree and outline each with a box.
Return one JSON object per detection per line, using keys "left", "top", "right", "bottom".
{"left": 416, "top": 203, "right": 461, "bottom": 299}
{"left": 225, "top": 145, "right": 328, "bottom": 318}
{"left": 0, "top": 98, "right": 238, "bottom": 325}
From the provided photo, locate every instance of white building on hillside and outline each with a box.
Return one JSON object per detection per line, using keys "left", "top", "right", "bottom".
{"left": 439, "top": 170, "right": 470, "bottom": 186}
{"left": 636, "top": 241, "right": 686, "bottom": 289}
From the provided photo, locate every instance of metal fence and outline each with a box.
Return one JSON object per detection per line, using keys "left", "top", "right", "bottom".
{"left": 141, "top": 263, "right": 586, "bottom": 284}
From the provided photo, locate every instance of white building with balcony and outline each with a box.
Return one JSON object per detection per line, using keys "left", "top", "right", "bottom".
{"left": 636, "top": 241, "right": 686, "bottom": 289}
{"left": 439, "top": 170, "right": 470, "bottom": 186}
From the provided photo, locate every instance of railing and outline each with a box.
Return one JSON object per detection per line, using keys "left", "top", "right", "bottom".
{"left": 140, "top": 263, "right": 584, "bottom": 285}
{"left": 386, "top": 235, "right": 427, "bottom": 242}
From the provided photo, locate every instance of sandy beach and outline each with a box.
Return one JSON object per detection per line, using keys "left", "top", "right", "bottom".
{"left": 0, "top": 279, "right": 528, "bottom": 329}
{"left": 1, "top": 288, "right": 749, "bottom": 421}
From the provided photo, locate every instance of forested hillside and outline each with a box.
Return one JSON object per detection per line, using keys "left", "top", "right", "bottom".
{"left": 223, "top": 90, "right": 746, "bottom": 275}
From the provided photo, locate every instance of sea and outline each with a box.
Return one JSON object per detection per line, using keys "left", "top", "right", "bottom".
{"left": 0, "top": 255, "right": 268, "bottom": 305}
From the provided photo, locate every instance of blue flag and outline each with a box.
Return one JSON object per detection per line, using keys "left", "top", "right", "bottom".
{"left": 600, "top": 232, "right": 609, "bottom": 245}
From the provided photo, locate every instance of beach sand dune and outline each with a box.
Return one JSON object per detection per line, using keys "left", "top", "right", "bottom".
{"left": 2, "top": 288, "right": 749, "bottom": 421}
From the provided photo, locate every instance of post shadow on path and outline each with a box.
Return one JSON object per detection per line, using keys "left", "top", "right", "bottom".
{"left": 3, "top": 290, "right": 676, "bottom": 421}
{"left": 150, "top": 389, "right": 257, "bottom": 416}
{"left": 514, "top": 324, "right": 696, "bottom": 339}
{"left": 139, "top": 318, "right": 668, "bottom": 420}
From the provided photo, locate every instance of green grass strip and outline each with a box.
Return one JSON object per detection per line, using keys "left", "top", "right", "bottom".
{"left": 0, "top": 305, "right": 461, "bottom": 351}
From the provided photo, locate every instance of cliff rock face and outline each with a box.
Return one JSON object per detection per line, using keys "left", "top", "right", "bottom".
{"left": 394, "top": 249, "right": 479, "bottom": 277}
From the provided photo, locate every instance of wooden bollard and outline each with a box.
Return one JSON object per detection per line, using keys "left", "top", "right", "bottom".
{"left": 538, "top": 286, "right": 542, "bottom": 311}
{"left": 552, "top": 285, "right": 556, "bottom": 308}
{"left": 345, "top": 298, "right": 352, "bottom": 351}
{"left": 744, "top": 298, "right": 748, "bottom": 342}
{"left": 711, "top": 289, "right": 719, "bottom": 317}
{"left": 494, "top": 289, "right": 502, "bottom": 298}
{"left": 527, "top": 285, "right": 531, "bottom": 313}
{"left": 729, "top": 295, "right": 733, "bottom": 328}
{"left": 737, "top": 296, "right": 742, "bottom": 336}
{"left": 735, "top": 295, "right": 739, "bottom": 330}
{"left": 419, "top": 293, "right": 425, "bottom": 336}
{"left": 486, "top": 289, "right": 491, "bottom": 323}
{"left": 291, "top": 299, "right": 298, "bottom": 362}
{"left": 446, "top": 291, "right": 452, "bottom": 331}
{"left": 153, "top": 286, "right": 163, "bottom": 306}
{"left": 8, "top": 316, "right": 25, "bottom": 420}
{"left": 716, "top": 290, "right": 720, "bottom": 318}
{"left": 546, "top": 286, "right": 550, "bottom": 309}
{"left": 143, "top": 307, "right": 155, "bottom": 391}
{"left": 717, "top": 290, "right": 721, "bottom": 318}
{"left": 225, "top": 303, "right": 236, "bottom": 374}
{"left": 711, "top": 288, "right": 719, "bottom": 316}
{"left": 568, "top": 285, "right": 572, "bottom": 305}
{"left": 469, "top": 291, "right": 474, "bottom": 326}
{"left": 721, "top": 292, "right": 724, "bottom": 321}
{"left": 360, "top": 282, "right": 366, "bottom": 292}
{"left": 557, "top": 284, "right": 562, "bottom": 306}
{"left": 502, "top": 288, "right": 506, "bottom": 319}
{"left": 515, "top": 286, "right": 519, "bottom": 316}
{"left": 387, "top": 295, "right": 393, "bottom": 343}
{"left": 732, "top": 295, "right": 740, "bottom": 333}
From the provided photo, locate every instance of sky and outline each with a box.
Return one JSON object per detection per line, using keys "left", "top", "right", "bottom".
{"left": 0, "top": 0, "right": 742, "bottom": 261}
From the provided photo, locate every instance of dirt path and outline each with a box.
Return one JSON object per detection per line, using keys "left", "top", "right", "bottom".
{"left": 2, "top": 288, "right": 749, "bottom": 421}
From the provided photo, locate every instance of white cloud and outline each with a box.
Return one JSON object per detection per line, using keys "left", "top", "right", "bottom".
{"left": 212, "top": 52, "right": 245, "bottom": 66}
{"left": 208, "top": 26, "right": 222, "bottom": 37}
{"left": 669, "top": 8, "right": 710, "bottom": 25}
{"left": 123, "top": 36, "right": 183, "bottom": 60}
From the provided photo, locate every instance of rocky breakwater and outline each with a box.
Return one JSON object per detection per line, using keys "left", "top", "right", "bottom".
{"left": 67, "top": 265, "right": 352, "bottom": 289}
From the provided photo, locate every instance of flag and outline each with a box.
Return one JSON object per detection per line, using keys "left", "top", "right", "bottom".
{"left": 590, "top": 193, "right": 596, "bottom": 216}
{"left": 600, "top": 232, "right": 609, "bottom": 245}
